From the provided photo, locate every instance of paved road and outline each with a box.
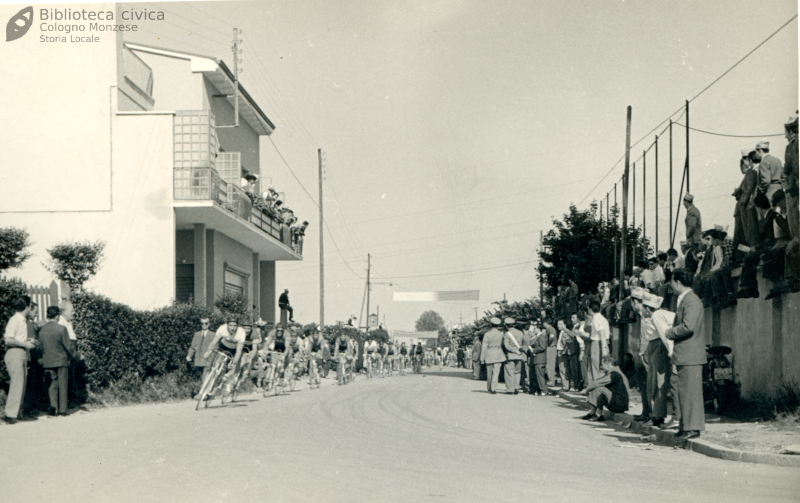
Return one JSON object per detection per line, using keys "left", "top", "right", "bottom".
{"left": 1, "top": 368, "right": 798, "bottom": 502}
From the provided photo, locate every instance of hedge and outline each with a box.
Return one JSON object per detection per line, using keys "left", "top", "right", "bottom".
{"left": 71, "top": 291, "right": 224, "bottom": 391}
{"left": 0, "top": 278, "right": 31, "bottom": 393}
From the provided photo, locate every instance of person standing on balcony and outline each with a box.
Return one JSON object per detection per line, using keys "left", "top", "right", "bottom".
{"left": 279, "top": 289, "right": 294, "bottom": 322}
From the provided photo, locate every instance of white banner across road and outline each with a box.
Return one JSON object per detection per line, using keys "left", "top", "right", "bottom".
{"left": 392, "top": 290, "right": 480, "bottom": 302}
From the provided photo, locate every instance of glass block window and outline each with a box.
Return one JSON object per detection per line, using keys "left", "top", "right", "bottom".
{"left": 216, "top": 152, "right": 241, "bottom": 188}
{"left": 173, "top": 111, "right": 219, "bottom": 169}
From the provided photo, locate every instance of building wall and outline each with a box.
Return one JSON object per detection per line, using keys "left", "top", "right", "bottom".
{"left": 210, "top": 230, "right": 256, "bottom": 304}
{"left": 0, "top": 3, "right": 119, "bottom": 213}
{"left": 176, "top": 230, "right": 194, "bottom": 264}
{"left": 204, "top": 77, "right": 261, "bottom": 179}
{"left": 132, "top": 50, "right": 205, "bottom": 112}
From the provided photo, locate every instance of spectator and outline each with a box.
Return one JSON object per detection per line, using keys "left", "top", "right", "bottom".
{"left": 241, "top": 173, "right": 259, "bottom": 195}
{"left": 3, "top": 295, "right": 35, "bottom": 424}
{"left": 692, "top": 230, "right": 718, "bottom": 307}
{"left": 755, "top": 141, "right": 784, "bottom": 222}
{"left": 566, "top": 279, "right": 579, "bottom": 316}
{"left": 186, "top": 317, "right": 216, "bottom": 383}
{"left": 733, "top": 148, "right": 759, "bottom": 261}
{"left": 529, "top": 322, "right": 550, "bottom": 396}
{"left": 480, "top": 317, "right": 505, "bottom": 394}
{"left": 570, "top": 313, "right": 588, "bottom": 391}
{"left": 665, "top": 268, "right": 706, "bottom": 441}
{"left": 641, "top": 292, "right": 676, "bottom": 428}
{"left": 502, "top": 317, "right": 525, "bottom": 394}
{"left": 784, "top": 113, "right": 798, "bottom": 239}
{"left": 39, "top": 306, "right": 81, "bottom": 417}
{"left": 456, "top": 346, "right": 465, "bottom": 368}
{"left": 640, "top": 259, "right": 657, "bottom": 291}
{"left": 291, "top": 221, "right": 309, "bottom": 254}
{"left": 278, "top": 288, "right": 294, "bottom": 322}
{"left": 556, "top": 319, "right": 581, "bottom": 392}
{"left": 471, "top": 334, "right": 482, "bottom": 380}
{"left": 586, "top": 299, "right": 610, "bottom": 376}
{"left": 737, "top": 190, "right": 790, "bottom": 299}
{"left": 764, "top": 189, "right": 797, "bottom": 299}
{"left": 708, "top": 227, "right": 737, "bottom": 310}
{"left": 683, "top": 193, "right": 703, "bottom": 252}
{"left": 578, "top": 355, "right": 630, "bottom": 422}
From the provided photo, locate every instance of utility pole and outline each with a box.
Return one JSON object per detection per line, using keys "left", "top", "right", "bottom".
{"left": 539, "top": 230, "right": 544, "bottom": 305}
{"left": 686, "top": 100, "right": 690, "bottom": 193}
{"left": 669, "top": 120, "right": 673, "bottom": 246}
{"left": 318, "top": 149, "right": 324, "bottom": 327}
{"left": 473, "top": 307, "right": 479, "bottom": 322}
{"left": 655, "top": 135, "right": 659, "bottom": 253}
{"left": 620, "top": 106, "right": 632, "bottom": 358}
{"left": 216, "top": 28, "right": 242, "bottom": 129}
{"left": 365, "top": 253, "right": 371, "bottom": 332}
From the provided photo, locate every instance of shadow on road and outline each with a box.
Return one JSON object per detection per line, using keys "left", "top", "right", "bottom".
{"left": 418, "top": 369, "right": 476, "bottom": 380}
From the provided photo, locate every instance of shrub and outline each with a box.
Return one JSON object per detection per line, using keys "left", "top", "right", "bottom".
{"left": 71, "top": 292, "right": 224, "bottom": 394}
{"left": 43, "top": 240, "right": 105, "bottom": 292}
{"left": 0, "top": 227, "right": 32, "bottom": 272}
{"left": 213, "top": 291, "right": 251, "bottom": 322}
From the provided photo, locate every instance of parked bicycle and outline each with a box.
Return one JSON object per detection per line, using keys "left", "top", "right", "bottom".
{"left": 703, "top": 345, "right": 736, "bottom": 415}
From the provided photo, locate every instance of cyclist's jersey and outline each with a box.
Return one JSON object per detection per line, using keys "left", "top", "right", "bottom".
{"left": 289, "top": 338, "right": 303, "bottom": 355}
{"left": 414, "top": 345, "right": 424, "bottom": 355}
{"left": 377, "top": 344, "right": 386, "bottom": 356}
{"left": 217, "top": 325, "right": 247, "bottom": 351}
{"left": 309, "top": 336, "right": 324, "bottom": 353}
{"left": 387, "top": 345, "right": 395, "bottom": 356}
{"left": 242, "top": 328, "right": 263, "bottom": 349}
{"left": 436, "top": 348, "right": 442, "bottom": 356}
{"left": 273, "top": 336, "right": 288, "bottom": 353}
{"left": 365, "top": 341, "right": 378, "bottom": 354}
{"left": 400, "top": 347, "right": 408, "bottom": 356}
{"left": 337, "top": 337, "right": 349, "bottom": 353}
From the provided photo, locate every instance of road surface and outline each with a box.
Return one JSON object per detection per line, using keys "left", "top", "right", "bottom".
{"left": 1, "top": 368, "right": 798, "bottom": 502}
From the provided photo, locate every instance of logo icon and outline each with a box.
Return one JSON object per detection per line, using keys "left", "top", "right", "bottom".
{"left": 6, "top": 6, "right": 33, "bottom": 42}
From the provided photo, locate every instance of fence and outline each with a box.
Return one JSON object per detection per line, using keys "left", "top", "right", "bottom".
{"left": 0, "top": 278, "right": 60, "bottom": 321}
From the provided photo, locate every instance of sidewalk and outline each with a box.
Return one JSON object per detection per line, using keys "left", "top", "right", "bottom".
{"left": 556, "top": 387, "right": 800, "bottom": 468}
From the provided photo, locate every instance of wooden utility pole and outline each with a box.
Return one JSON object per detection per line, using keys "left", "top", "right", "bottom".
{"left": 655, "top": 135, "right": 659, "bottom": 253}
{"left": 539, "top": 230, "right": 544, "bottom": 305}
{"left": 365, "top": 253, "right": 371, "bottom": 332}
{"left": 318, "top": 149, "right": 324, "bottom": 327}
{"left": 620, "top": 107, "right": 632, "bottom": 301}
{"left": 685, "top": 100, "right": 690, "bottom": 193}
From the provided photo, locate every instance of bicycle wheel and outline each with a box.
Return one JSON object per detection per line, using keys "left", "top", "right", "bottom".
{"left": 289, "top": 362, "right": 298, "bottom": 391}
{"left": 195, "top": 366, "right": 218, "bottom": 411}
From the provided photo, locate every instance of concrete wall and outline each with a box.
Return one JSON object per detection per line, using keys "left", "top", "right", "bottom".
{"left": 175, "top": 230, "right": 194, "bottom": 264}
{"left": 260, "top": 261, "right": 276, "bottom": 325}
{"left": 716, "top": 273, "right": 800, "bottom": 399}
{"left": 204, "top": 77, "right": 261, "bottom": 179}
{"left": 0, "top": 2, "right": 118, "bottom": 212}
{"left": 133, "top": 50, "right": 205, "bottom": 112}
{"left": 209, "top": 230, "right": 255, "bottom": 303}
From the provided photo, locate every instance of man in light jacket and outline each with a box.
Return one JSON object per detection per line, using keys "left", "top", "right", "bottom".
{"left": 480, "top": 318, "right": 505, "bottom": 394}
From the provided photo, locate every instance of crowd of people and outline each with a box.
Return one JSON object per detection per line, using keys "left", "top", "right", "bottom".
{"left": 471, "top": 268, "right": 706, "bottom": 441}
{"left": 2, "top": 295, "right": 83, "bottom": 424}
{"left": 240, "top": 173, "right": 308, "bottom": 254}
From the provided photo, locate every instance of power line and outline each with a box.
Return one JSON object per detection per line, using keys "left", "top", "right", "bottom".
{"left": 388, "top": 261, "right": 534, "bottom": 280}
{"left": 689, "top": 14, "right": 798, "bottom": 103}
{"left": 674, "top": 123, "right": 784, "bottom": 139}
{"left": 268, "top": 136, "right": 319, "bottom": 207}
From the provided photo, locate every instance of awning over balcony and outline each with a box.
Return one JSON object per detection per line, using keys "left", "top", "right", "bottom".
{"left": 174, "top": 201, "right": 301, "bottom": 261}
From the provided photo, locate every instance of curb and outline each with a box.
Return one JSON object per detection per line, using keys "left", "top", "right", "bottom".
{"left": 556, "top": 390, "right": 800, "bottom": 468}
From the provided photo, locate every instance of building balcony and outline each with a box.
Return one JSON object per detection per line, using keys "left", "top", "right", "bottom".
{"left": 173, "top": 166, "right": 301, "bottom": 260}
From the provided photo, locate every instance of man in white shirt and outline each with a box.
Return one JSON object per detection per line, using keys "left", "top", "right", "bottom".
{"left": 584, "top": 299, "right": 610, "bottom": 383}
{"left": 640, "top": 292, "right": 677, "bottom": 428}
{"left": 3, "top": 296, "right": 35, "bottom": 424}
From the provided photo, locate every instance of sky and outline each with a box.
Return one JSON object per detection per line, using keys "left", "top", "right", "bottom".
{"left": 4, "top": 0, "right": 799, "bottom": 331}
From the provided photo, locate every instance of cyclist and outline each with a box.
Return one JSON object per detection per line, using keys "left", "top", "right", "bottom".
{"left": 288, "top": 326, "right": 306, "bottom": 381}
{"left": 413, "top": 342, "right": 425, "bottom": 373}
{"left": 399, "top": 342, "right": 408, "bottom": 374}
{"left": 376, "top": 340, "right": 387, "bottom": 376}
{"left": 436, "top": 346, "right": 443, "bottom": 369}
{"left": 364, "top": 338, "right": 379, "bottom": 377}
{"left": 202, "top": 318, "right": 247, "bottom": 394}
{"left": 239, "top": 320, "right": 264, "bottom": 380}
{"left": 306, "top": 324, "right": 326, "bottom": 385}
{"left": 262, "top": 325, "right": 294, "bottom": 387}
{"left": 385, "top": 340, "right": 395, "bottom": 374}
{"left": 333, "top": 331, "right": 354, "bottom": 385}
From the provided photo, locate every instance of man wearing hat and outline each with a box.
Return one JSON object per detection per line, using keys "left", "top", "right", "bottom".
{"left": 755, "top": 140, "right": 783, "bottom": 220}
{"left": 502, "top": 317, "right": 526, "bottom": 394}
{"left": 529, "top": 322, "right": 550, "bottom": 395}
{"left": 278, "top": 288, "right": 294, "bottom": 323}
{"left": 733, "top": 148, "right": 759, "bottom": 259}
{"left": 636, "top": 292, "right": 675, "bottom": 427}
{"left": 480, "top": 318, "right": 505, "bottom": 394}
{"left": 665, "top": 268, "right": 706, "bottom": 441}
{"left": 683, "top": 193, "right": 702, "bottom": 250}
{"left": 471, "top": 333, "right": 483, "bottom": 380}
{"left": 784, "top": 113, "right": 798, "bottom": 239}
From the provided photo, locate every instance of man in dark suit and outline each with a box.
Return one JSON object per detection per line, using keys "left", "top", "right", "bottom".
{"left": 186, "top": 317, "right": 216, "bottom": 382}
{"left": 480, "top": 318, "right": 505, "bottom": 394}
{"left": 278, "top": 289, "right": 294, "bottom": 322}
{"left": 39, "top": 306, "right": 81, "bottom": 416}
{"left": 471, "top": 334, "right": 482, "bottom": 380}
{"left": 529, "top": 325, "right": 550, "bottom": 395}
{"left": 665, "top": 268, "right": 706, "bottom": 441}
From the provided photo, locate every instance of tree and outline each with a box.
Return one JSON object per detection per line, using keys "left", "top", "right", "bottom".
{"left": 44, "top": 240, "right": 106, "bottom": 292}
{"left": 537, "top": 203, "right": 649, "bottom": 298}
{"left": 370, "top": 327, "right": 390, "bottom": 344}
{"left": 415, "top": 310, "right": 445, "bottom": 332}
{"left": 0, "top": 227, "right": 32, "bottom": 272}
{"left": 214, "top": 291, "right": 251, "bottom": 322}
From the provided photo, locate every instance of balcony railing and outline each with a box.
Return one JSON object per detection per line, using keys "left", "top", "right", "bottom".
{"left": 174, "top": 166, "right": 226, "bottom": 205}
{"left": 174, "top": 167, "right": 297, "bottom": 254}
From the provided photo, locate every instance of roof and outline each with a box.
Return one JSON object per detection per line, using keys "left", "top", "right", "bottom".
{"left": 123, "top": 42, "right": 276, "bottom": 135}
